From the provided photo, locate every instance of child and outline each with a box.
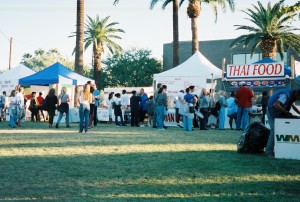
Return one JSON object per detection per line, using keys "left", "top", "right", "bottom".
{"left": 146, "top": 96, "right": 154, "bottom": 127}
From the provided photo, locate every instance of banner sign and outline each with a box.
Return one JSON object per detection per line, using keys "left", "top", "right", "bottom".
{"left": 229, "top": 80, "right": 286, "bottom": 88}
{"left": 226, "top": 62, "right": 284, "bottom": 79}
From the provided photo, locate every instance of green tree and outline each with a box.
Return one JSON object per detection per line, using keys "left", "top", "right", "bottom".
{"left": 84, "top": 15, "right": 125, "bottom": 89}
{"left": 180, "top": 0, "right": 235, "bottom": 54}
{"left": 230, "top": 1, "right": 300, "bottom": 59}
{"left": 102, "top": 49, "right": 162, "bottom": 87}
{"left": 74, "top": 0, "right": 84, "bottom": 75}
{"left": 20, "top": 48, "right": 92, "bottom": 78}
{"left": 150, "top": 0, "right": 180, "bottom": 68}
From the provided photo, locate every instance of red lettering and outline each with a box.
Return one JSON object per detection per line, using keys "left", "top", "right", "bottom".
{"left": 258, "top": 64, "right": 265, "bottom": 75}
{"left": 266, "top": 64, "right": 274, "bottom": 75}
{"left": 228, "top": 65, "right": 234, "bottom": 76}
{"left": 275, "top": 64, "right": 283, "bottom": 75}
{"left": 234, "top": 65, "right": 240, "bottom": 76}
{"left": 253, "top": 64, "right": 259, "bottom": 75}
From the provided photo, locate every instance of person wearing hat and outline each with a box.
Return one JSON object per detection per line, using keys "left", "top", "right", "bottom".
{"left": 265, "top": 88, "right": 300, "bottom": 157}
{"left": 235, "top": 81, "right": 254, "bottom": 131}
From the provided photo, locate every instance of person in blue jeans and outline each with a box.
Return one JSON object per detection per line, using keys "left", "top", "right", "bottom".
{"left": 183, "top": 87, "right": 196, "bottom": 131}
{"left": 218, "top": 90, "right": 228, "bottom": 130}
{"left": 265, "top": 88, "right": 300, "bottom": 157}
{"left": 154, "top": 87, "right": 167, "bottom": 130}
{"left": 8, "top": 90, "right": 18, "bottom": 128}
{"left": 79, "top": 84, "right": 91, "bottom": 133}
{"left": 56, "top": 87, "right": 70, "bottom": 128}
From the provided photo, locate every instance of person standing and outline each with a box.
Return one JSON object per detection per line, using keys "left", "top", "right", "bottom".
{"left": 155, "top": 87, "right": 167, "bottom": 130}
{"left": 114, "top": 93, "right": 126, "bottom": 127}
{"left": 29, "top": 92, "right": 39, "bottom": 122}
{"left": 16, "top": 87, "right": 26, "bottom": 127}
{"left": 218, "top": 90, "right": 228, "bottom": 130}
{"left": 199, "top": 88, "right": 210, "bottom": 130}
{"left": 45, "top": 88, "right": 58, "bottom": 128}
{"left": 93, "top": 85, "right": 101, "bottom": 126}
{"left": 139, "top": 88, "right": 148, "bottom": 127}
{"left": 152, "top": 83, "right": 162, "bottom": 128}
{"left": 130, "top": 90, "right": 141, "bottom": 127}
{"left": 121, "top": 90, "right": 129, "bottom": 124}
{"left": 8, "top": 90, "right": 18, "bottom": 128}
{"left": 182, "top": 88, "right": 196, "bottom": 131}
{"left": 260, "top": 91, "right": 269, "bottom": 125}
{"left": 265, "top": 89, "right": 300, "bottom": 157}
{"left": 79, "top": 84, "right": 92, "bottom": 133}
{"left": 56, "top": 87, "right": 70, "bottom": 128}
{"left": 88, "top": 86, "right": 95, "bottom": 129}
{"left": 235, "top": 81, "right": 254, "bottom": 131}
{"left": 175, "top": 90, "right": 184, "bottom": 128}
{"left": 0, "top": 91, "right": 6, "bottom": 122}
{"left": 146, "top": 96, "right": 154, "bottom": 127}
{"left": 227, "top": 91, "right": 238, "bottom": 130}
{"left": 106, "top": 93, "right": 114, "bottom": 123}
{"left": 36, "top": 92, "right": 46, "bottom": 121}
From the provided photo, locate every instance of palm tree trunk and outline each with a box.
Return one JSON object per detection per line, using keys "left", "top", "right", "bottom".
{"left": 261, "top": 39, "right": 277, "bottom": 59}
{"left": 191, "top": 17, "right": 198, "bottom": 54}
{"left": 93, "top": 45, "right": 102, "bottom": 89}
{"left": 173, "top": 0, "right": 179, "bottom": 67}
{"left": 74, "top": 0, "right": 84, "bottom": 75}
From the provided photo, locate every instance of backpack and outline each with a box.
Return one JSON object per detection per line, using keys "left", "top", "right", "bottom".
{"left": 215, "top": 100, "right": 221, "bottom": 111}
{"left": 237, "top": 122, "right": 270, "bottom": 153}
{"left": 40, "top": 99, "right": 47, "bottom": 111}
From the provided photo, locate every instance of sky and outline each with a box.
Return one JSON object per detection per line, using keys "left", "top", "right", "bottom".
{"left": 0, "top": 0, "right": 299, "bottom": 71}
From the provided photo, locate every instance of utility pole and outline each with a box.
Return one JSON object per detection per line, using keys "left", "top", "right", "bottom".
{"left": 9, "top": 37, "right": 12, "bottom": 70}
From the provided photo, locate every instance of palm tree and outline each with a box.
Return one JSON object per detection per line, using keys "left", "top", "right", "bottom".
{"left": 84, "top": 15, "right": 125, "bottom": 88}
{"left": 180, "top": 0, "right": 235, "bottom": 54}
{"left": 74, "top": 0, "right": 84, "bottom": 75}
{"left": 230, "top": 1, "right": 300, "bottom": 60}
{"left": 150, "top": 0, "right": 180, "bottom": 68}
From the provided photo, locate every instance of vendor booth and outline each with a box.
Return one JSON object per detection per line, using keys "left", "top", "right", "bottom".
{"left": 19, "top": 62, "right": 94, "bottom": 122}
{"left": 0, "top": 64, "right": 35, "bottom": 95}
{"left": 153, "top": 51, "right": 222, "bottom": 126}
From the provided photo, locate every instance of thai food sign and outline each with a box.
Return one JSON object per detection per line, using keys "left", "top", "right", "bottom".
{"left": 226, "top": 62, "right": 284, "bottom": 79}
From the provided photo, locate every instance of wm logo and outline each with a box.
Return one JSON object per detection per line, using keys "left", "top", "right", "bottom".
{"left": 276, "top": 134, "right": 300, "bottom": 143}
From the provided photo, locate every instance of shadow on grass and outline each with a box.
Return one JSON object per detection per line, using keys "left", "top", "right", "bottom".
{"left": 1, "top": 150, "right": 299, "bottom": 201}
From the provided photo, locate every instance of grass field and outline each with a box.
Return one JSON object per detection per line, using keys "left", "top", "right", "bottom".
{"left": 0, "top": 122, "right": 299, "bottom": 201}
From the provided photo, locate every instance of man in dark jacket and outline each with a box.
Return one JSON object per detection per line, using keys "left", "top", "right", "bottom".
{"left": 130, "top": 90, "right": 141, "bottom": 127}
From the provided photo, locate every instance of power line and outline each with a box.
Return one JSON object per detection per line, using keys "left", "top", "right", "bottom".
{"left": 0, "top": 30, "right": 10, "bottom": 42}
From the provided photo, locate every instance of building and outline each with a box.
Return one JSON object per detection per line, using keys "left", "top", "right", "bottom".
{"left": 163, "top": 39, "right": 300, "bottom": 71}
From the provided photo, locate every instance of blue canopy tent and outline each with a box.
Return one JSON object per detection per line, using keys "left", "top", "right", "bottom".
{"left": 19, "top": 62, "right": 93, "bottom": 86}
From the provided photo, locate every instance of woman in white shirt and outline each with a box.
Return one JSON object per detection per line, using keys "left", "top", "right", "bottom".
{"left": 9, "top": 90, "right": 18, "bottom": 128}
{"left": 78, "top": 84, "right": 92, "bottom": 133}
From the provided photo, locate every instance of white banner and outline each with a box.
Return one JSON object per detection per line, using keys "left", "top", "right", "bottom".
{"left": 226, "top": 62, "right": 284, "bottom": 79}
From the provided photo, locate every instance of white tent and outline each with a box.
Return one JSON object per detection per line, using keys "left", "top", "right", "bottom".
{"left": 0, "top": 64, "right": 35, "bottom": 94}
{"left": 153, "top": 51, "right": 222, "bottom": 97}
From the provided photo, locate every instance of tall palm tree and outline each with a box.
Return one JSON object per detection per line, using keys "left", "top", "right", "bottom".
{"left": 74, "top": 0, "right": 84, "bottom": 75}
{"left": 180, "top": 0, "right": 235, "bottom": 54}
{"left": 84, "top": 15, "right": 125, "bottom": 88}
{"left": 230, "top": 1, "right": 300, "bottom": 60}
{"left": 150, "top": 0, "right": 180, "bottom": 68}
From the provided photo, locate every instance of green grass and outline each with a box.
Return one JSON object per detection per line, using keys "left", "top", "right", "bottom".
{"left": 0, "top": 122, "right": 299, "bottom": 201}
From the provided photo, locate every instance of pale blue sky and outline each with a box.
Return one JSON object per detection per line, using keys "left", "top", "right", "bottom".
{"left": 0, "top": 0, "right": 299, "bottom": 71}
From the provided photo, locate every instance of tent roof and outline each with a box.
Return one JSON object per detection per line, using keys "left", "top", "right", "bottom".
{"left": 154, "top": 51, "right": 222, "bottom": 79}
{"left": 253, "top": 58, "right": 291, "bottom": 76}
{"left": 0, "top": 64, "right": 35, "bottom": 80}
{"left": 19, "top": 62, "right": 93, "bottom": 85}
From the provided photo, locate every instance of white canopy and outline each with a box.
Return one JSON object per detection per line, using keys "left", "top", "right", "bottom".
{"left": 153, "top": 51, "right": 222, "bottom": 99}
{"left": 154, "top": 51, "right": 222, "bottom": 79}
{"left": 0, "top": 64, "right": 35, "bottom": 94}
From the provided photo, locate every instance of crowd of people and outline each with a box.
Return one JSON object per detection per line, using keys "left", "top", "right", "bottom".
{"left": 1, "top": 82, "right": 300, "bottom": 157}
